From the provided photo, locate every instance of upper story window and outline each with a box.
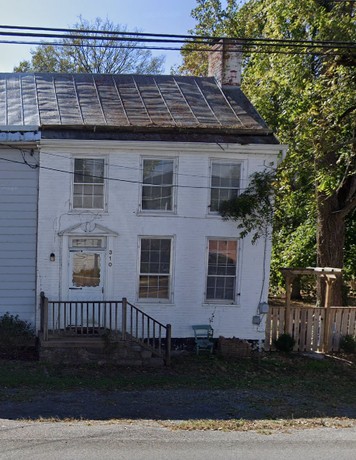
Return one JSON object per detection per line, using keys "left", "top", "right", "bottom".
{"left": 210, "top": 161, "right": 241, "bottom": 212}
{"left": 73, "top": 158, "right": 105, "bottom": 209}
{"left": 141, "top": 158, "right": 175, "bottom": 212}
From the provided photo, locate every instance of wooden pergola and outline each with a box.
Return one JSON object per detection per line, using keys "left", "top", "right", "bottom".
{"left": 281, "top": 267, "right": 343, "bottom": 350}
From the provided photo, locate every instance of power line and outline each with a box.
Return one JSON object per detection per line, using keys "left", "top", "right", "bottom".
{"left": 0, "top": 24, "right": 354, "bottom": 47}
{"left": 0, "top": 152, "right": 260, "bottom": 192}
{"left": 0, "top": 37, "right": 354, "bottom": 51}
{"left": 0, "top": 39, "right": 354, "bottom": 59}
{"left": 38, "top": 150, "right": 255, "bottom": 184}
{"left": 0, "top": 25, "right": 354, "bottom": 58}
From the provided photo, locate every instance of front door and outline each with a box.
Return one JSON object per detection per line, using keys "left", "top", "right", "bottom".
{"left": 68, "top": 237, "right": 106, "bottom": 327}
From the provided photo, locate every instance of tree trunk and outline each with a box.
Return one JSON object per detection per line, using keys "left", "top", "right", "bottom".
{"left": 291, "top": 277, "right": 303, "bottom": 301}
{"left": 316, "top": 192, "right": 345, "bottom": 306}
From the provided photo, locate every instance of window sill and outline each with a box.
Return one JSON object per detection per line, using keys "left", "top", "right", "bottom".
{"left": 203, "top": 302, "right": 239, "bottom": 307}
{"left": 136, "top": 211, "right": 177, "bottom": 217}
{"left": 205, "top": 212, "right": 223, "bottom": 219}
{"left": 137, "top": 301, "right": 175, "bottom": 307}
{"left": 68, "top": 209, "right": 108, "bottom": 214}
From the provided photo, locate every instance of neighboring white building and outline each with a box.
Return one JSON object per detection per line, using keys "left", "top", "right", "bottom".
{"left": 0, "top": 44, "right": 286, "bottom": 342}
{"left": 0, "top": 139, "right": 39, "bottom": 325}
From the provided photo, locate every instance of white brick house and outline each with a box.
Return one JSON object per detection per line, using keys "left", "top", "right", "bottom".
{"left": 0, "top": 47, "right": 285, "bottom": 344}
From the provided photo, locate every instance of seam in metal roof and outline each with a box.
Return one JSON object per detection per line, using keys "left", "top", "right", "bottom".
{"left": 0, "top": 73, "right": 272, "bottom": 134}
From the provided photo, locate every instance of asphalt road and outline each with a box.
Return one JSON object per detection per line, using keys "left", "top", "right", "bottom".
{"left": 0, "top": 419, "right": 355, "bottom": 460}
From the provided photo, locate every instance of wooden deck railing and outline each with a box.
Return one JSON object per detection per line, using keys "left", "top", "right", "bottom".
{"left": 265, "top": 305, "right": 356, "bottom": 352}
{"left": 40, "top": 292, "right": 171, "bottom": 364}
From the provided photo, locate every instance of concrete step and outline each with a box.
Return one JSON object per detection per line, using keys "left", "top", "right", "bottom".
{"left": 39, "top": 335, "right": 164, "bottom": 366}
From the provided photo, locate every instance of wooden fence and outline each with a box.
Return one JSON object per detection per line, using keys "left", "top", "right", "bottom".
{"left": 40, "top": 293, "right": 171, "bottom": 364}
{"left": 265, "top": 305, "right": 356, "bottom": 352}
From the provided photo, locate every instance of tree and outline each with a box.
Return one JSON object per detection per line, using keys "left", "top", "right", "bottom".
{"left": 14, "top": 17, "right": 165, "bottom": 74}
{"left": 184, "top": 0, "right": 356, "bottom": 304}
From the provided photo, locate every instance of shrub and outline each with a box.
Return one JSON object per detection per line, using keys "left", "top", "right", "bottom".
{"left": 274, "top": 333, "right": 295, "bottom": 353}
{"left": 339, "top": 335, "right": 356, "bottom": 354}
{"left": 0, "top": 312, "right": 35, "bottom": 357}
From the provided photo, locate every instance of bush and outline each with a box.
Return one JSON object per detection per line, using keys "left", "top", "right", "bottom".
{"left": 339, "top": 335, "right": 356, "bottom": 354}
{"left": 0, "top": 312, "right": 35, "bottom": 357}
{"left": 274, "top": 333, "right": 296, "bottom": 353}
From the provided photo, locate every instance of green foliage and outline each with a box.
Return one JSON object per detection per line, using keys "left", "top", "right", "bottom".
{"left": 344, "top": 210, "right": 356, "bottom": 282}
{"left": 219, "top": 170, "right": 275, "bottom": 243}
{"left": 0, "top": 313, "right": 35, "bottom": 356}
{"left": 184, "top": 0, "right": 356, "bottom": 293}
{"left": 273, "top": 333, "right": 296, "bottom": 353}
{"left": 14, "top": 17, "right": 165, "bottom": 74}
{"left": 339, "top": 335, "right": 356, "bottom": 354}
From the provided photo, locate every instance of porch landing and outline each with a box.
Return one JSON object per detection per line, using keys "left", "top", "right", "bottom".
{"left": 39, "top": 294, "right": 171, "bottom": 366}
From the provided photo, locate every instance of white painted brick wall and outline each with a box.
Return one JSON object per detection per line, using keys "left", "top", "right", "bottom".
{"left": 37, "top": 140, "right": 280, "bottom": 339}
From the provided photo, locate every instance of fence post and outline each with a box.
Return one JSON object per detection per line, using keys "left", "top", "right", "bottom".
{"left": 322, "top": 275, "right": 336, "bottom": 352}
{"left": 284, "top": 274, "right": 294, "bottom": 334}
{"left": 165, "top": 323, "right": 172, "bottom": 366}
{"left": 121, "top": 297, "right": 127, "bottom": 340}
{"left": 40, "top": 291, "right": 49, "bottom": 341}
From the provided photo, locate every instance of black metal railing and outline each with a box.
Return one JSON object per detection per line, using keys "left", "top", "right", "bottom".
{"left": 40, "top": 292, "right": 171, "bottom": 364}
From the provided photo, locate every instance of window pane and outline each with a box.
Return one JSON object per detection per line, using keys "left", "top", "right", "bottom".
{"left": 93, "top": 195, "right": 104, "bottom": 209}
{"left": 139, "top": 275, "right": 169, "bottom": 299}
{"left": 72, "top": 253, "right": 101, "bottom": 287}
{"left": 74, "top": 158, "right": 104, "bottom": 184}
{"left": 142, "top": 159, "right": 174, "bottom": 211}
{"left": 139, "top": 238, "right": 171, "bottom": 299}
{"left": 210, "top": 162, "right": 240, "bottom": 212}
{"left": 83, "top": 195, "right": 93, "bottom": 209}
{"left": 73, "top": 159, "right": 104, "bottom": 209}
{"left": 150, "top": 239, "right": 160, "bottom": 250}
{"left": 207, "top": 240, "right": 237, "bottom": 301}
{"left": 143, "top": 160, "right": 173, "bottom": 184}
{"left": 71, "top": 238, "right": 103, "bottom": 248}
{"left": 142, "top": 185, "right": 172, "bottom": 210}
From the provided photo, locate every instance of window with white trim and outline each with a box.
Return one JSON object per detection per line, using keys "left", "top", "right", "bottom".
{"left": 141, "top": 158, "right": 175, "bottom": 211}
{"left": 73, "top": 158, "right": 105, "bottom": 209}
{"left": 206, "top": 239, "right": 237, "bottom": 301}
{"left": 139, "top": 238, "right": 172, "bottom": 300}
{"left": 210, "top": 161, "right": 241, "bottom": 212}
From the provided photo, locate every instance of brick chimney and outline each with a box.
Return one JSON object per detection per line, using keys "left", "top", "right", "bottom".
{"left": 208, "top": 39, "right": 242, "bottom": 87}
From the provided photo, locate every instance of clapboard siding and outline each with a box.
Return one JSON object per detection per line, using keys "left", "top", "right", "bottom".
{"left": 0, "top": 149, "right": 38, "bottom": 325}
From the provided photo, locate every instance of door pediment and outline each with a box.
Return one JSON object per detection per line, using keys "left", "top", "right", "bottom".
{"left": 58, "top": 222, "right": 118, "bottom": 236}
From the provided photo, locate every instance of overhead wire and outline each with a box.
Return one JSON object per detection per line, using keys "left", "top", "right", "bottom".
{"left": 0, "top": 24, "right": 354, "bottom": 57}
{"left": 0, "top": 152, "right": 270, "bottom": 192}
{"left": 0, "top": 25, "right": 352, "bottom": 184}
{"left": 0, "top": 39, "right": 354, "bottom": 58}
{"left": 0, "top": 23, "right": 354, "bottom": 46}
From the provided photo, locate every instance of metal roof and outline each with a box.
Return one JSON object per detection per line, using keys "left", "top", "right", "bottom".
{"left": 0, "top": 73, "right": 272, "bottom": 134}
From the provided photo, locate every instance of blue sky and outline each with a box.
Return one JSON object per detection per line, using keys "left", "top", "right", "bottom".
{"left": 0, "top": 0, "right": 209, "bottom": 72}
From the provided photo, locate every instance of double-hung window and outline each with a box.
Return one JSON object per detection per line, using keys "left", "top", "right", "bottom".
{"left": 206, "top": 239, "right": 238, "bottom": 302}
{"left": 73, "top": 158, "right": 105, "bottom": 209}
{"left": 139, "top": 238, "right": 172, "bottom": 300}
{"left": 210, "top": 161, "right": 241, "bottom": 212}
{"left": 141, "top": 158, "right": 175, "bottom": 212}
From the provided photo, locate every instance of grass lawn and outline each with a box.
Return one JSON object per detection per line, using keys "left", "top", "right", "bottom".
{"left": 0, "top": 352, "right": 355, "bottom": 431}
{"left": 0, "top": 352, "right": 355, "bottom": 395}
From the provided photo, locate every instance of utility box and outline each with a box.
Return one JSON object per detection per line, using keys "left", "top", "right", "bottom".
{"left": 258, "top": 302, "right": 269, "bottom": 314}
